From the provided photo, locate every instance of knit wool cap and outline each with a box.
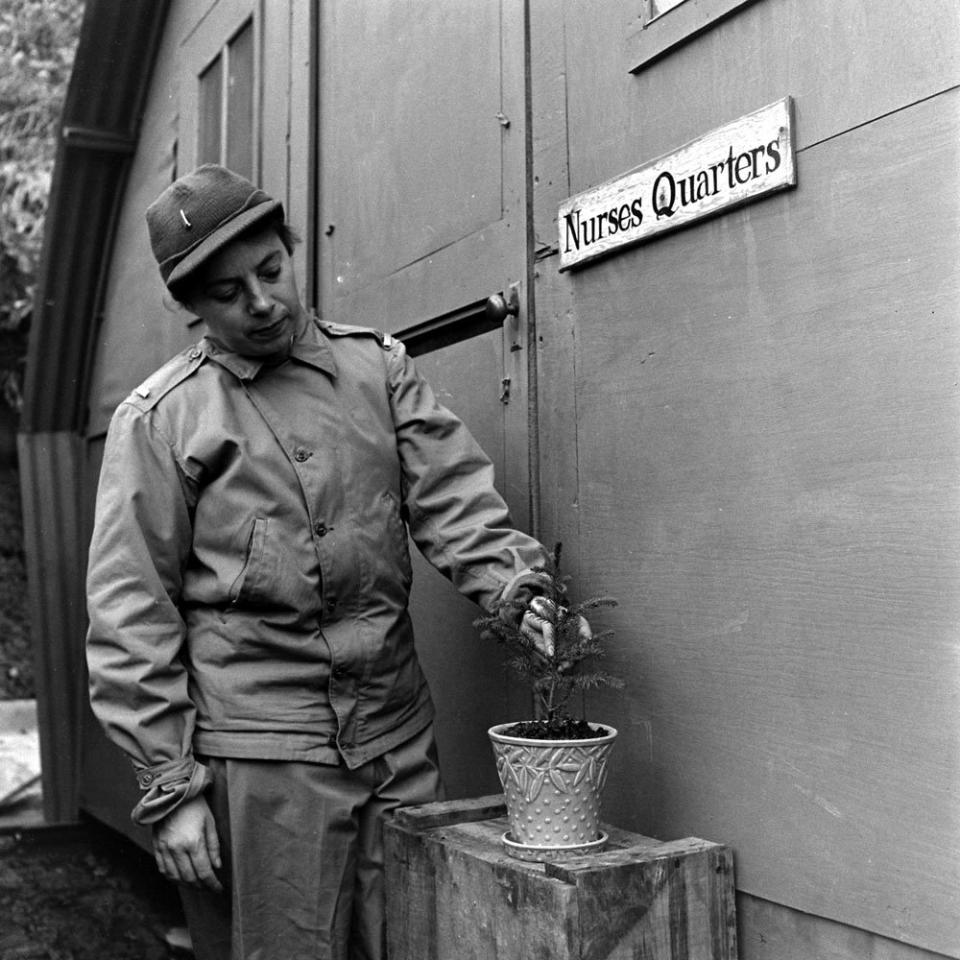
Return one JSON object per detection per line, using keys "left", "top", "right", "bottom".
{"left": 146, "top": 164, "right": 283, "bottom": 290}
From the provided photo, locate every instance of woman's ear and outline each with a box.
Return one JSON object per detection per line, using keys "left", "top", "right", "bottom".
{"left": 161, "top": 286, "right": 201, "bottom": 325}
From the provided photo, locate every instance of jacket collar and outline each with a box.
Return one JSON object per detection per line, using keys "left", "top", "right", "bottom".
{"left": 201, "top": 314, "right": 338, "bottom": 381}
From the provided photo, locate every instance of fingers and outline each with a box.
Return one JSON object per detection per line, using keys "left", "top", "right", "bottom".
{"left": 528, "top": 596, "right": 554, "bottom": 619}
{"left": 522, "top": 597, "right": 594, "bottom": 659}
{"left": 154, "top": 835, "right": 199, "bottom": 887}
{"left": 200, "top": 811, "right": 224, "bottom": 892}
{"left": 154, "top": 844, "right": 177, "bottom": 884}
{"left": 155, "top": 834, "right": 223, "bottom": 892}
{"left": 521, "top": 607, "right": 555, "bottom": 658}
{"left": 204, "top": 809, "right": 223, "bottom": 873}
{"left": 152, "top": 800, "right": 224, "bottom": 893}
{"left": 193, "top": 849, "right": 224, "bottom": 893}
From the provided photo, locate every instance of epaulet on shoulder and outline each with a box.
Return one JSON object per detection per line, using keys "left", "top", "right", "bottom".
{"left": 317, "top": 319, "right": 399, "bottom": 350}
{"left": 125, "top": 344, "right": 205, "bottom": 412}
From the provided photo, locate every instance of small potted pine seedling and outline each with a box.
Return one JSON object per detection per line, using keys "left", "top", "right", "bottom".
{"left": 475, "top": 545, "right": 623, "bottom": 861}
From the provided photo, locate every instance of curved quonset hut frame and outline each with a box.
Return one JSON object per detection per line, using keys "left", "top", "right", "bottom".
{"left": 19, "top": 0, "right": 170, "bottom": 823}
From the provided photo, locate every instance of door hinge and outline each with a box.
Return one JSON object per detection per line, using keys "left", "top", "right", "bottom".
{"left": 499, "top": 377, "right": 511, "bottom": 404}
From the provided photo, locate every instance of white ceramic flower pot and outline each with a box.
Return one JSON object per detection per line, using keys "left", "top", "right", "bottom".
{"left": 488, "top": 721, "right": 618, "bottom": 861}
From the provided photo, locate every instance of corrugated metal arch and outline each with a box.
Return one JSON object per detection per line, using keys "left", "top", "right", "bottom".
{"left": 22, "top": 0, "right": 170, "bottom": 435}
{"left": 18, "top": 0, "right": 170, "bottom": 823}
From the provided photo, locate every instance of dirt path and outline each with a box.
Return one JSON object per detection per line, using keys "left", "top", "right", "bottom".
{"left": 0, "top": 824, "right": 188, "bottom": 960}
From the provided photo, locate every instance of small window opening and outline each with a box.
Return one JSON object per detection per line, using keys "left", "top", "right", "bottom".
{"left": 197, "top": 18, "right": 255, "bottom": 180}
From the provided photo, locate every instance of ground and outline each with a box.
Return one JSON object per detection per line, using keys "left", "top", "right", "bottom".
{"left": 0, "top": 464, "right": 31, "bottom": 701}
{"left": 0, "top": 459, "right": 192, "bottom": 960}
{"left": 0, "top": 824, "right": 189, "bottom": 960}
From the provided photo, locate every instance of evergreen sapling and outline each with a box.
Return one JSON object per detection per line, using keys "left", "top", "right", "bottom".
{"left": 475, "top": 545, "right": 624, "bottom": 740}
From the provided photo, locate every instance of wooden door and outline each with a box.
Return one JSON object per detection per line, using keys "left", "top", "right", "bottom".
{"left": 316, "top": 2, "right": 533, "bottom": 798}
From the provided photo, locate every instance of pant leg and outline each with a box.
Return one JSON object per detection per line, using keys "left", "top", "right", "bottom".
{"left": 177, "top": 757, "right": 233, "bottom": 960}
{"left": 180, "top": 756, "right": 370, "bottom": 960}
{"left": 350, "top": 725, "right": 446, "bottom": 960}
{"left": 230, "top": 758, "right": 374, "bottom": 960}
{"left": 177, "top": 728, "right": 444, "bottom": 960}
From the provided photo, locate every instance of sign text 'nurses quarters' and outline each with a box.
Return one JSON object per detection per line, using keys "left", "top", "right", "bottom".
{"left": 558, "top": 98, "right": 797, "bottom": 271}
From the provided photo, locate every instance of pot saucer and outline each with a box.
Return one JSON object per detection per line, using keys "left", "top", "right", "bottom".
{"left": 501, "top": 830, "right": 609, "bottom": 862}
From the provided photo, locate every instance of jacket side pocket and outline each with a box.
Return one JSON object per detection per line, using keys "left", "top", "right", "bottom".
{"left": 229, "top": 517, "right": 268, "bottom": 604}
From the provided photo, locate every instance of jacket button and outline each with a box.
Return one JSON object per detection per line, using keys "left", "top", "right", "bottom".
{"left": 294, "top": 447, "right": 311, "bottom": 462}
{"left": 314, "top": 521, "right": 328, "bottom": 537}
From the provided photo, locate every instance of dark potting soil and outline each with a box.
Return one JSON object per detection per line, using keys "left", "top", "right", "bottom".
{"left": 501, "top": 719, "right": 608, "bottom": 740}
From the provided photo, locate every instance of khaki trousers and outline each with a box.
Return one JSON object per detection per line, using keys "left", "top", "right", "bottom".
{"left": 178, "top": 724, "right": 444, "bottom": 960}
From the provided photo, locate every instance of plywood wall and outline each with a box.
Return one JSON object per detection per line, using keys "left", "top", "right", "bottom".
{"left": 531, "top": 0, "right": 960, "bottom": 954}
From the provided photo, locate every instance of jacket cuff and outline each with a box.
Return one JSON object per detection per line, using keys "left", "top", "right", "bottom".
{"left": 130, "top": 756, "right": 213, "bottom": 826}
{"left": 498, "top": 568, "right": 553, "bottom": 625}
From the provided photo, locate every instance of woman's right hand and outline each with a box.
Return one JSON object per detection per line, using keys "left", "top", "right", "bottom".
{"left": 152, "top": 794, "right": 223, "bottom": 892}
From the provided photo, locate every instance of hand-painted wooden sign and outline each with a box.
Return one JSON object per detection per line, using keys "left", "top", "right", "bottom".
{"left": 558, "top": 97, "right": 796, "bottom": 270}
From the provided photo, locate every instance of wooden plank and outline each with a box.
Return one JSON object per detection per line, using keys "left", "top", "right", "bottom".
{"left": 260, "top": 0, "right": 290, "bottom": 199}
{"left": 529, "top": 0, "right": 572, "bottom": 254}
{"left": 386, "top": 810, "right": 580, "bottom": 960}
{"left": 431, "top": 828, "right": 580, "bottom": 959}
{"left": 385, "top": 813, "right": 442, "bottom": 960}
{"left": 548, "top": 840, "right": 737, "bottom": 960}
{"left": 285, "top": 0, "right": 316, "bottom": 305}
{"left": 390, "top": 795, "right": 507, "bottom": 831}
{"left": 737, "top": 894, "right": 957, "bottom": 960}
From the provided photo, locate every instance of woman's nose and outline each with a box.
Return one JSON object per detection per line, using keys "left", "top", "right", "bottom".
{"left": 246, "top": 282, "right": 271, "bottom": 314}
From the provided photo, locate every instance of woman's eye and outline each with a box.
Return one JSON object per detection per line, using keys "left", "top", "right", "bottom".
{"left": 260, "top": 267, "right": 281, "bottom": 282}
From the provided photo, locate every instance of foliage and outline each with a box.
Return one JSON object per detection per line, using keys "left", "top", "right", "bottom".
{"left": 474, "top": 544, "right": 623, "bottom": 723}
{"left": 0, "top": 0, "right": 85, "bottom": 409}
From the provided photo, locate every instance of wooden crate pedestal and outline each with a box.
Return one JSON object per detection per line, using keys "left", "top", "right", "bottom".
{"left": 385, "top": 795, "right": 738, "bottom": 960}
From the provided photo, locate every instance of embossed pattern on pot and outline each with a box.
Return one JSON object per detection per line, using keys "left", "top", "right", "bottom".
{"left": 488, "top": 724, "right": 617, "bottom": 849}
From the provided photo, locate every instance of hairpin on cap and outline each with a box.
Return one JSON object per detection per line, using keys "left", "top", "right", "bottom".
{"left": 180, "top": 209, "right": 192, "bottom": 229}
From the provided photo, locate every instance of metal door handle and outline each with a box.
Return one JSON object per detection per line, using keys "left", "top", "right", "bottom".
{"left": 485, "top": 288, "right": 520, "bottom": 323}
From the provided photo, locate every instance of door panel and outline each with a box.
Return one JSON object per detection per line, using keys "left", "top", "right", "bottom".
{"left": 322, "top": 2, "right": 503, "bottom": 283}
{"left": 317, "top": 0, "right": 527, "bottom": 331}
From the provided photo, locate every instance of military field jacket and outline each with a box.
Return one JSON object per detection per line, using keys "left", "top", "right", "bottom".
{"left": 86, "top": 317, "right": 547, "bottom": 823}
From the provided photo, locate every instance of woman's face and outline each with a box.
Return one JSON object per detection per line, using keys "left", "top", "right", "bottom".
{"left": 182, "top": 226, "right": 307, "bottom": 359}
